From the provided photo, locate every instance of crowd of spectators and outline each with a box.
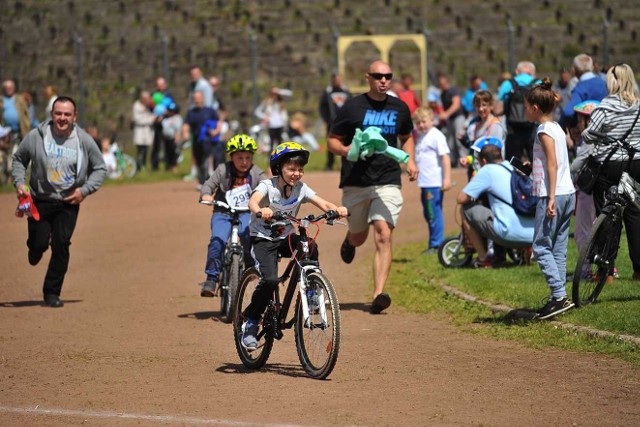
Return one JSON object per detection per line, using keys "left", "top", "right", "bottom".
{"left": 4, "top": 50, "right": 638, "bottom": 318}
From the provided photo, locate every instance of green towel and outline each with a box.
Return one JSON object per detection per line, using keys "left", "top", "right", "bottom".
{"left": 346, "top": 126, "right": 409, "bottom": 164}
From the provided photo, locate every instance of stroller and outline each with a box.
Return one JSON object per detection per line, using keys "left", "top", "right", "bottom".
{"left": 438, "top": 206, "right": 529, "bottom": 268}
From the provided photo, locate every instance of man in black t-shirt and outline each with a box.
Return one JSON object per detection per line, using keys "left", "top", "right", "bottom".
{"left": 328, "top": 60, "right": 417, "bottom": 314}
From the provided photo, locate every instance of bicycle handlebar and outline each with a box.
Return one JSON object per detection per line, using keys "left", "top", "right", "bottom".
{"left": 199, "top": 199, "right": 250, "bottom": 213}
{"left": 256, "top": 210, "right": 345, "bottom": 223}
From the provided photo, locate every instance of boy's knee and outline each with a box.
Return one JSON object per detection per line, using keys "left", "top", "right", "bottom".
{"left": 258, "top": 278, "right": 279, "bottom": 290}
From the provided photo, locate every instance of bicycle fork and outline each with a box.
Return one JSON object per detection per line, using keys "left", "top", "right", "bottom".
{"left": 298, "top": 264, "right": 328, "bottom": 329}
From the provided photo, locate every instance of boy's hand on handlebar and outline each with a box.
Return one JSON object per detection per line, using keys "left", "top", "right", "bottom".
{"left": 336, "top": 206, "right": 349, "bottom": 218}
{"left": 201, "top": 194, "right": 214, "bottom": 203}
{"left": 257, "top": 207, "right": 274, "bottom": 221}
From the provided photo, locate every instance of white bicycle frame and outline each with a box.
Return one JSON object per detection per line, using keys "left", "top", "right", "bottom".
{"left": 294, "top": 231, "right": 327, "bottom": 328}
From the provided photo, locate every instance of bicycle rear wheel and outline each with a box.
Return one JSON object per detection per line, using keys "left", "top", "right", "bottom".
{"left": 572, "top": 213, "right": 620, "bottom": 307}
{"left": 233, "top": 268, "right": 274, "bottom": 369}
{"left": 223, "top": 253, "right": 242, "bottom": 324}
{"left": 120, "top": 153, "right": 137, "bottom": 178}
{"left": 294, "top": 271, "right": 340, "bottom": 380}
{"left": 438, "top": 235, "right": 472, "bottom": 268}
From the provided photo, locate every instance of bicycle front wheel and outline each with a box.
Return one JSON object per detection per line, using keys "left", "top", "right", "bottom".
{"left": 572, "top": 213, "right": 620, "bottom": 307}
{"left": 233, "top": 268, "right": 274, "bottom": 370}
{"left": 294, "top": 271, "right": 341, "bottom": 380}
{"left": 223, "top": 253, "right": 242, "bottom": 324}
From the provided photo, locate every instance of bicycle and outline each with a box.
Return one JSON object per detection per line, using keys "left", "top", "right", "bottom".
{"left": 233, "top": 210, "right": 343, "bottom": 379}
{"left": 199, "top": 199, "right": 250, "bottom": 323}
{"left": 572, "top": 133, "right": 640, "bottom": 307}
{"left": 106, "top": 142, "right": 137, "bottom": 179}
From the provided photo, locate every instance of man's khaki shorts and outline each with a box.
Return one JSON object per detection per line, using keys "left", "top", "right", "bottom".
{"left": 342, "top": 185, "right": 403, "bottom": 234}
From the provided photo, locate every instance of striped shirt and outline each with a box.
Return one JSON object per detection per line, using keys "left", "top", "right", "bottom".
{"left": 582, "top": 94, "right": 640, "bottom": 162}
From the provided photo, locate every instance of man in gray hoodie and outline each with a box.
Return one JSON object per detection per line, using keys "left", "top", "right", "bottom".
{"left": 12, "top": 96, "right": 106, "bottom": 307}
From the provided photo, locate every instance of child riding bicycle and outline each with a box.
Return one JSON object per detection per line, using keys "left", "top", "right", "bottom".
{"left": 241, "top": 142, "right": 348, "bottom": 351}
{"left": 199, "top": 134, "right": 266, "bottom": 297}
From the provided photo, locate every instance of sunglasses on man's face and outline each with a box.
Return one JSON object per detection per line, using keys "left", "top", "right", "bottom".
{"left": 368, "top": 72, "right": 393, "bottom": 80}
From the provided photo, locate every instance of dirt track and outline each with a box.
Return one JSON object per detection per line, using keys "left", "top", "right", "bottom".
{"left": 1, "top": 169, "right": 639, "bottom": 426}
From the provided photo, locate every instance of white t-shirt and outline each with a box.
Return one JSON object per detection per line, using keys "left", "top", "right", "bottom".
{"left": 415, "top": 127, "right": 450, "bottom": 188}
{"left": 532, "top": 121, "right": 575, "bottom": 197}
{"left": 250, "top": 177, "right": 316, "bottom": 240}
{"left": 102, "top": 152, "right": 119, "bottom": 179}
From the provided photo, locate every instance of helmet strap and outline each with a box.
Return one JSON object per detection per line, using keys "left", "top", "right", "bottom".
{"left": 279, "top": 171, "right": 294, "bottom": 198}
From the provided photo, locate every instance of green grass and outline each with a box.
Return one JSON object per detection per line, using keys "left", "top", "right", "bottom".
{"left": 387, "top": 230, "right": 640, "bottom": 364}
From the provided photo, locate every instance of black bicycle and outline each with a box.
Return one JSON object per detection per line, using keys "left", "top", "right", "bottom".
{"left": 200, "top": 199, "right": 249, "bottom": 323}
{"left": 233, "top": 210, "right": 343, "bottom": 379}
{"left": 572, "top": 133, "right": 640, "bottom": 307}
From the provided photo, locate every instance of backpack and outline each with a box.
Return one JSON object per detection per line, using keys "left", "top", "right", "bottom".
{"left": 492, "top": 164, "right": 538, "bottom": 217}
{"left": 505, "top": 78, "right": 535, "bottom": 125}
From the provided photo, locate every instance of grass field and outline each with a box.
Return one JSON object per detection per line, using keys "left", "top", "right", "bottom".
{"left": 387, "top": 229, "right": 640, "bottom": 364}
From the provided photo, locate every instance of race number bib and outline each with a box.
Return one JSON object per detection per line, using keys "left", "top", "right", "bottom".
{"left": 225, "top": 183, "right": 251, "bottom": 208}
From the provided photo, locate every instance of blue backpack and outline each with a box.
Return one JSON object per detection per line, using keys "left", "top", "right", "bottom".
{"left": 493, "top": 164, "right": 538, "bottom": 217}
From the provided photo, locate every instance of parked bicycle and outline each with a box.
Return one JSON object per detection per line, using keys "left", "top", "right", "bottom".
{"left": 233, "top": 210, "right": 343, "bottom": 379}
{"left": 572, "top": 133, "right": 640, "bottom": 307}
{"left": 106, "top": 142, "right": 137, "bottom": 179}
{"left": 199, "top": 199, "right": 249, "bottom": 323}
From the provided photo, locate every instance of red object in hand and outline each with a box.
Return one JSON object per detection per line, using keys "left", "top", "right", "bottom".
{"left": 15, "top": 189, "right": 40, "bottom": 221}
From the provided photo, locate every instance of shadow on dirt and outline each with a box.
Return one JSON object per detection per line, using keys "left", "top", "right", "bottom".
{"left": 475, "top": 308, "right": 539, "bottom": 324}
{"left": 177, "top": 311, "right": 227, "bottom": 322}
{"left": 216, "top": 362, "right": 308, "bottom": 378}
{"left": 339, "top": 302, "right": 370, "bottom": 313}
{"left": 0, "top": 299, "right": 82, "bottom": 308}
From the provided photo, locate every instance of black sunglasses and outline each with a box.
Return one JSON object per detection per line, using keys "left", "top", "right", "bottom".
{"left": 368, "top": 72, "right": 393, "bottom": 80}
